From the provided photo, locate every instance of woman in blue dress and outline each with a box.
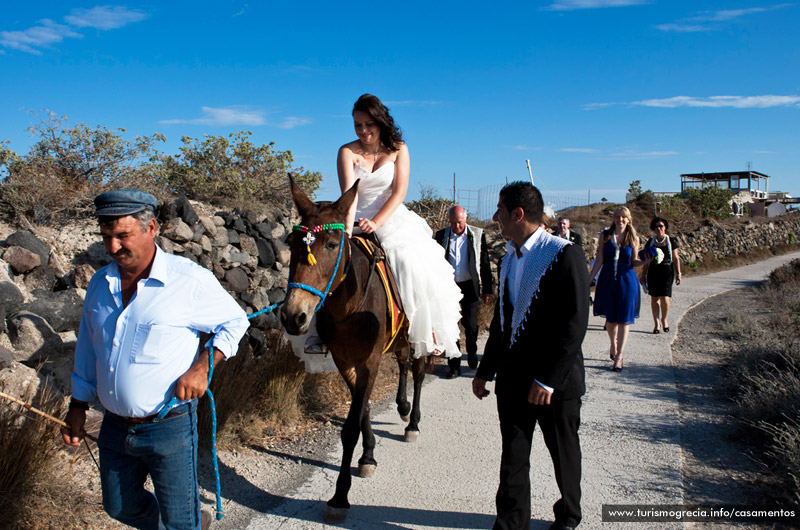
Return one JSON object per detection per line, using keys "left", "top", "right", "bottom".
{"left": 589, "top": 207, "right": 650, "bottom": 372}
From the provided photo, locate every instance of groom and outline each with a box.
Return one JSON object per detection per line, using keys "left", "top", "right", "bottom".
{"left": 473, "top": 181, "right": 589, "bottom": 530}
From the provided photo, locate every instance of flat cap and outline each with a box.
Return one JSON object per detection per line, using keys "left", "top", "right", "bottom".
{"left": 94, "top": 189, "right": 158, "bottom": 217}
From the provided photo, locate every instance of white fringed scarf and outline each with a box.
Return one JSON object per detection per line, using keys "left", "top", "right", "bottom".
{"left": 499, "top": 228, "right": 572, "bottom": 346}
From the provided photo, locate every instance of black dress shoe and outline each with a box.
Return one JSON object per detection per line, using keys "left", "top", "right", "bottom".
{"left": 467, "top": 352, "right": 478, "bottom": 369}
{"left": 548, "top": 523, "right": 576, "bottom": 530}
{"left": 445, "top": 369, "right": 460, "bottom": 379}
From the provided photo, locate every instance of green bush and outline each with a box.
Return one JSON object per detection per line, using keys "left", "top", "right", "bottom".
{"left": 406, "top": 184, "right": 453, "bottom": 230}
{"left": 683, "top": 184, "right": 734, "bottom": 218}
{"left": 153, "top": 131, "right": 322, "bottom": 212}
{"left": 0, "top": 111, "right": 166, "bottom": 219}
{"left": 0, "top": 111, "right": 322, "bottom": 221}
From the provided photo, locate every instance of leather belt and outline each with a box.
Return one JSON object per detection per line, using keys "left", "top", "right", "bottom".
{"left": 108, "top": 406, "right": 184, "bottom": 424}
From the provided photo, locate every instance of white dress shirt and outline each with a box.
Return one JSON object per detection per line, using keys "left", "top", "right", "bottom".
{"left": 504, "top": 227, "right": 554, "bottom": 393}
{"left": 448, "top": 231, "right": 471, "bottom": 283}
{"left": 71, "top": 246, "right": 249, "bottom": 417}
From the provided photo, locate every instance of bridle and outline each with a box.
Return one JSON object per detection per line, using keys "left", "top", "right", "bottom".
{"left": 287, "top": 223, "right": 349, "bottom": 312}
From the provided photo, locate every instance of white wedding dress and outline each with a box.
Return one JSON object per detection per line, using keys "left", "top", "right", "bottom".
{"left": 352, "top": 161, "right": 463, "bottom": 357}
{"left": 288, "top": 161, "right": 463, "bottom": 373}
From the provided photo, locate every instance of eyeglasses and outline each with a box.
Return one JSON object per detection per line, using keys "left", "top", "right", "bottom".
{"left": 655, "top": 224, "right": 665, "bottom": 228}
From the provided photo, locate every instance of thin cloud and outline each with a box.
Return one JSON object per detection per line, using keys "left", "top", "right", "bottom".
{"left": 159, "top": 106, "right": 312, "bottom": 129}
{"left": 654, "top": 23, "right": 710, "bottom": 32}
{"left": 0, "top": 19, "right": 82, "bottom": 55}
{"left": 657, "top": 3, "right": 793, "bottom": 32}
{"left": 583, "top": 102, "right": 616, "bottom": 110}
{"left": 544, "top": 0, "right": 648, "bottom": 11}
{"left": 233, "top": 4, "right": 248, "bottom": 17}
{"left": 273, "top": 116, "right": 312, "bottom": 129}
{"left": 701, "top": 4, "right": 793, "bottom": 22}
{"left": 64, "top": 6, "right": 147, "bottom": 30}
{"left": 633, "top": 95, "right": 800, "bottom": 108}
{"left": 503, "top": 145, "right": 540, "bottom": 151}
{"left": 159, "top": 106, "right": 267, "bottom": 126}
{"left": 560, "top": 147, "right": 600, "bottom": 153}
{"left": 2, "top": 5, "right": 147, "bottom": 54}
{"left": 605, "top": 150, "right": 678, "bottom": 160}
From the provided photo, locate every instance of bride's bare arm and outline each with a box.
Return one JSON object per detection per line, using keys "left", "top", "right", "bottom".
{"left": 368, "top": 143, "right": 410, "bottom": 230}
{"left": 337, "top": 145, "right": 358, "bottom": 236}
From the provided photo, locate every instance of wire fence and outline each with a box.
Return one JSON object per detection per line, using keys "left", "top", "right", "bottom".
{"left": 456, "top": 184, "right": 591, "bottom": 221}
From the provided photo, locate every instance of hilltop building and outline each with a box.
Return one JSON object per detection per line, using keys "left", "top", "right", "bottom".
{"left": 680, "top": 170, "right": 797, "bottom": 217}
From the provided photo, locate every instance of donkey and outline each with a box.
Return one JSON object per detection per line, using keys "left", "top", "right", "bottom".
{"left": 280, "top": 177, "right": 428, "bottom": 523}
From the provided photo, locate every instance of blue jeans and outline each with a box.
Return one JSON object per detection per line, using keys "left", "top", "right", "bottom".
{"left": 98, "top": 401, "right": 201, "bottom": 530}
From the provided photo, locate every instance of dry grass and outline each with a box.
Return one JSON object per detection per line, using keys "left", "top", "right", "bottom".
{"left": 724, "top": 258, "right": 800, "bottom": 507}
{"left": 198, "top": 327, "right": 404, "bottom": 450}
{"left": 0, "top": 375, "right": 103, "bottom": 530}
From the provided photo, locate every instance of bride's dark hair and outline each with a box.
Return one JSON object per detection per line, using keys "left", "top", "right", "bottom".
{"left": 352, "top": 94, "right": 403, "bottom": 151}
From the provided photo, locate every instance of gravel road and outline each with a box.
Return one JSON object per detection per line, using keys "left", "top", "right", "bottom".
{"left": 201, "top": 251, "right": 800, "bottom": 530}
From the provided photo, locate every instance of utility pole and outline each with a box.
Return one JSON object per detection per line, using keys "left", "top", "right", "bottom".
{"left": 526, "top": 160, "right": 534, "bottom": 186}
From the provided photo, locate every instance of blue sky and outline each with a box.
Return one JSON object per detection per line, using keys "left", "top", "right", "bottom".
{"left": 1, "top": 1, "right": 798, "bottom": 209}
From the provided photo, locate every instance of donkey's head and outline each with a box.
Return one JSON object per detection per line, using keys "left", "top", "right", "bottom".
{"left": 280, "top": 176, "right": 359, "bottom": 336}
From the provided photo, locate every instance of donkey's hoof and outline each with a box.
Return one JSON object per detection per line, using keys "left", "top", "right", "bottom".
{"left": 325, "top": 507, "right": 348, "bottom": 524}
{"left": 357, "top": 464, "right": 376, "bottom": 478}
{"left": 400, "top": 414, "right": 410, "bottom": 423}
{"left": 403, "top": 430, "right": 419, "bottom": 443}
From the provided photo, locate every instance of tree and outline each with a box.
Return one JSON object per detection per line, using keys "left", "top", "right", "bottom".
{"left": 152, "top": 131, "right": 321, "bottom": 210}
{"left": 406, "top": 184, "right": 453, "bottom": 229}
{"left": 684, "top": 183, "right": 734, "bottom": 218}
{"left": 0, "top": 110, "right": 166, "bottom": 218}
{"left": 628, "top": 180, "right": 643, "bottom": 198}
{"left": 0, "top": 112, "right": 322, "bottom": 221}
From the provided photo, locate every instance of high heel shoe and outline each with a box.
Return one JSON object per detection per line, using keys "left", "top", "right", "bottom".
{"left": 664, "top": 326, "right": 670, "bottom": 332}
{"left": 653, "top": 327, "right": 660, "bottom": 334}
{"left": 612, "top": 358, "right": 623, "bottom": 372}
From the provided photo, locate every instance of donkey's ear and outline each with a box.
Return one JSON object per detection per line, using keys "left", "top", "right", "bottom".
{"left": 332, "top": 179, "right": 360, "bottom": 218}
{"left": 289, "top": 174, "right": 316, "bottom": 217}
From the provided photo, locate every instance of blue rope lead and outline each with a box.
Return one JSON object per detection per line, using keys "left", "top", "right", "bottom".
{"left": 247, "top": 301, "right": 284, "bottom": 319}
{"left": 155, "top": 300, "right": 285, "bottom": 522}
{"left": 206, "top": 350, "right": 223, "bottom": 521}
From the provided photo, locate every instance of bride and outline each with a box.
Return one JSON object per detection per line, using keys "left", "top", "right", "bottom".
{"left": 338, "top": 94, "right": 463, "bottom": 358}
{"left": 293, "top": 94, "right": 463, "bottom": 371}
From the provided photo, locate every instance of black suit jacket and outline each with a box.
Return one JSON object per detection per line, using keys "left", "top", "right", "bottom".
{"left": 476, "top": 243, "right": 589, "bottom": 401}
{"left": 434, "top": 225, "right": 494, "bottom": 299}
{"left": 552, "top": 230, "right": 583, "bottom": 246}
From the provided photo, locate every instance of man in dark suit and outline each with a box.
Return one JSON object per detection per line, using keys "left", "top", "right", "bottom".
{"left": 435, "top": 205, "right": 494, "bottom": 378}
{"left": 554, "top": 216, "right": 583, "bottom": 246}
{"left": 473, "top": 182, "right": 589, "bottom": 530}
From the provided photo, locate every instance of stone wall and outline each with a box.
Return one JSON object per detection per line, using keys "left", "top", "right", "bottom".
{"left": 0, "top": 196, "right": 294, "bottom": 398}
{"left": 668, "top": 216, "right": 800, "bottom": 264}
{"left": 483, "top": 213, "right": 800, "bottom": 269}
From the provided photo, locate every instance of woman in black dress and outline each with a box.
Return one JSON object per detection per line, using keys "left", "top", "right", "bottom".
{"left": 641, "top": 217, "right": 682, "bottom": 333}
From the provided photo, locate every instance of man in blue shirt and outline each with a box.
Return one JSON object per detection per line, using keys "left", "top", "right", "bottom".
{"left": 61, "top": 189, "right": 249, "bottom": 530}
